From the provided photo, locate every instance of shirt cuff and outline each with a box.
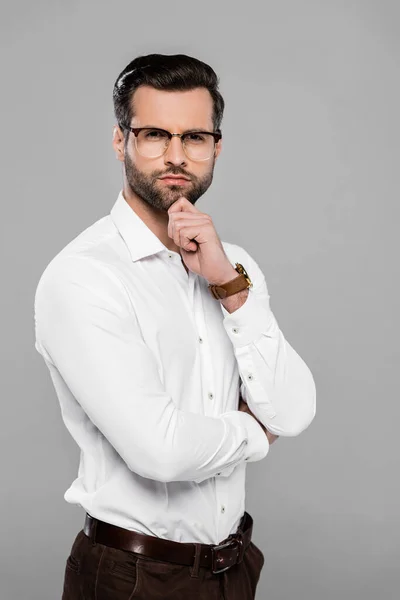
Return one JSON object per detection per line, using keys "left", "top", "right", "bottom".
{"left": 220, "top": 410, "right": 270, "bottom": 464}
{"left": 220, "top": 285, "right": 278, "bottom": 348}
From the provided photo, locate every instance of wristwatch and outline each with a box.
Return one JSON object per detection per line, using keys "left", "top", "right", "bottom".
{"left": 208, "top": 263, "right": 252, "bottom": 299}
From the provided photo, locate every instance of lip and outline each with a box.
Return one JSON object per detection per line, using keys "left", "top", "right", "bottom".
{"left": 159, "top": 176, "right": 191, "bottom": 185}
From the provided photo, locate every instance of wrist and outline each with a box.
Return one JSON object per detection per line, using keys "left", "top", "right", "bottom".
{"left": 207, "top": 265, "right": 238, "bottom": 286}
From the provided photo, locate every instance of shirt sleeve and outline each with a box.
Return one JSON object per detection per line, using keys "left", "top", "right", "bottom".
{"left": 34, "top": 255, "right": 270, "bottom": 484}
{"left": 220, "top": 246, "right": 317, "bottom": 437}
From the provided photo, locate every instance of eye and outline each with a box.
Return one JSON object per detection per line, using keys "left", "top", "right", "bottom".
{"left": 144, "top": 129, "right": 168, "bottom": 140}
{"left": 186, "top": 133, "right": 206, "bottom": 142}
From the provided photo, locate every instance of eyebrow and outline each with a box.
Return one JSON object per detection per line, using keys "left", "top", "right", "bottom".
{"left": 139, "top": 126, "right": 213, "bottom": 133}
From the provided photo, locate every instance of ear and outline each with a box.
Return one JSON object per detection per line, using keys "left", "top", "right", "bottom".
{"left": 214, "top": 138, "right": 222, "bottom": 161}
{"left": 112, "top": 124, "right": 125, "bottom": 162}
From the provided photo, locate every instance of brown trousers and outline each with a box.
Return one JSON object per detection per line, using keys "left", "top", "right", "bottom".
{"left": 62, "top": 526, "right": 265, "bottom": 599}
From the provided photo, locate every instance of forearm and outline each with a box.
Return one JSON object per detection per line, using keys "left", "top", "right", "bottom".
{"left": 219, "top": 248, "right": 316, "bottom": 437}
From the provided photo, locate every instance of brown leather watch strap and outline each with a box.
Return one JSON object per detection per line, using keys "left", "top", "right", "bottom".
{"left": 208, "top": 273, "right": 249, "bottom": 299}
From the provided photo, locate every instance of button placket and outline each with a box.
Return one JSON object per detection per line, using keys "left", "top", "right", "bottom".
{"left": 165, "top": 250, "right": 191, "bottom": 286}
{"left": 194, "top": 285, "right": 217, "bottom": 411}
{"left": 164, "top": 253, "right": 198, "bottom": 336}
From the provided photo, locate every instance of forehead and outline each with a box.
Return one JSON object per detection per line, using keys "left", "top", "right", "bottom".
{"left": 131, "top": 85, "right": 214, "bottom": 131}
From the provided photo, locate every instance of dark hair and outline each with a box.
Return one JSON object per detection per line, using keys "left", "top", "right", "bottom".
{"left": 112, "top": 53, "right": 225, "bottom": 143}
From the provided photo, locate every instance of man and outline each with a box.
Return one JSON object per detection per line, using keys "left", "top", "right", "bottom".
{"left": 34, "top": 53, "right": 316, "bottom": 599}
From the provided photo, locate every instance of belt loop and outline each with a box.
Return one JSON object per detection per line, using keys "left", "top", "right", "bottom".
{"left": 189, "top": 543, "right": 202, "bottom": 578}
{"left": 90, "top": 517, "right": 98, "bottom": 547}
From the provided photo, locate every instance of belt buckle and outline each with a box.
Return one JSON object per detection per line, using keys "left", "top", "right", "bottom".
{"left": 211, "top": 532, "right": 245, "bottom": 574}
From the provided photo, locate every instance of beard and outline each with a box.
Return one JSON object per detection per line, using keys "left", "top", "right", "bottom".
{"left": 124, "top": 150, "right": 215, "bottom": 212}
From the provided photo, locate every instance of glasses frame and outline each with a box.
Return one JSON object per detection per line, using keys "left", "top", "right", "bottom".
{"left": 122, "top": 125, "right": 222, "bottom": 161}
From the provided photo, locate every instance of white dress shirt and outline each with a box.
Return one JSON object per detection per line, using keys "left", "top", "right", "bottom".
{"left": 34, "top": 190, "right": 316, "bottom": 544}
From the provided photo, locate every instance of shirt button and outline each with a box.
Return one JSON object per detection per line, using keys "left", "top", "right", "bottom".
{"left": 217, "top": 472, "right": 221, "bottom": 476}
{"left": 221, "top": 505, "right": 226, "bottom": 514}
{"left": 247, "top": 374, "right": 254, "bottom": 381}
{"left": 199, "top": 337, "right": 203, "bottom": 343}
{"left": 168, "top": 254, "right": 173, "bottom": 258}
{"left": 208, "top": 392, "right": 214, "bottom": 400}
{"left": 232, "top": 327, "right": 239, "bottom": 334}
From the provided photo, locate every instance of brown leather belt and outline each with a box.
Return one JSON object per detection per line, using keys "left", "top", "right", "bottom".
{"left": 83, "top": 511, "right": 253, "bottom": 574}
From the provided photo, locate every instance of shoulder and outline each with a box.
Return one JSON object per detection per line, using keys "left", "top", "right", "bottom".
{"left": 34, "top": 214, "right": 127, "bottom": 302}
{"left": 34, "top": 253, "right": 130, "bottom": 321}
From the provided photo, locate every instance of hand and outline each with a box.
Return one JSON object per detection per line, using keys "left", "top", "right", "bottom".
{"left": 167, "top": 197, "right": 238, "bottom": 284}
{"left": 238, "top": 396, "right": 280, "bottom": 445}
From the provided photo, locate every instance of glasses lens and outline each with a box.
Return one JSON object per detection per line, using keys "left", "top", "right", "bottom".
{"left": 136, "top": 129, "right": 216, "bottom": 160}
{"left": 183, "top": 133, "right": 215, "bottom": 160}
{"left": 136, "top": 129, "right": 170, "bottom": 158}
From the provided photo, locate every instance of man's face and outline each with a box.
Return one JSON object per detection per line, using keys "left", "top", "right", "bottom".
{"left": 114, "top": 85, "right": 222, "bottom": 212}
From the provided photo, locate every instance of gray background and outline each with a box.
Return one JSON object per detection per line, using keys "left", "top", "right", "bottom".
{"left": 1, "top": 1, "right": 398, "bottom": 598}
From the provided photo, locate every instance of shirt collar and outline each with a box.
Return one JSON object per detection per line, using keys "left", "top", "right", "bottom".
{"left": 110, "top": 190, "right": 168, "bottom": 262}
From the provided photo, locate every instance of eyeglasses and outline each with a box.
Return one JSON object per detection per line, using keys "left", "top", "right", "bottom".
{"left": 121, "top": 125, "right": 222, "bottom": 161}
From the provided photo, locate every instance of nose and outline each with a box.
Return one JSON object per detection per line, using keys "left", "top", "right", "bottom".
{"left": 163, "top": 135, "right": 188, "bottom": 167}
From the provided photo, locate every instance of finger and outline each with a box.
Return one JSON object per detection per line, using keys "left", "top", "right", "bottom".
{"left": 168, "top": 215, "right": 209, "bottom": 244}
{"left": 178, "top": 227, "right": 201, "bottom": 252}
{"left": 177, "top": 221, "right": 215, "bottom": 252}
{"left": 168, "top": 213, "right": 208, "bottom": 242}
{"left": 169, "top": 217, "right": 210, "bottom": 247}
{"left": 167, "top": 197, "right": 200, "bottom": 215}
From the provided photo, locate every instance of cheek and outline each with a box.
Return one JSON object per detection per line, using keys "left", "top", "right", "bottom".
{"left": 195, "top": 163, "right": 214, "bottom": 181}
{"left": 143, "top": 158, "right": 168, "bottom": 179}
{"left": 131, "top": 154, "right": 162, "bottom": 179}
{"left": 187, "top": 160, "right": 211, "bottom": 178}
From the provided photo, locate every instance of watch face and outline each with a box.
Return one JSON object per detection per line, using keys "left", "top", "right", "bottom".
{"left": 235, "top": 263, "right": 252, "bottom": 286}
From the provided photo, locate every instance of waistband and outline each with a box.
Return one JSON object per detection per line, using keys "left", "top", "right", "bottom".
{"left": 83, "top": 511, "right": 253, "bottom": 575}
